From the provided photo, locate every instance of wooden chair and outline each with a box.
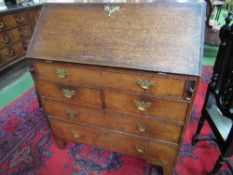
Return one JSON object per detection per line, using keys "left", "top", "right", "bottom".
{"left": 192, "top": 12, "right": 233, "bottom": 175}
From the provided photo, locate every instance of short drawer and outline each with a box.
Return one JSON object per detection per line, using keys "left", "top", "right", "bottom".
{"left": 43, "top": 99, "right": 183, "bottom": 143}
{"left": 32, "top": 60, "right": 188, "bottom": 98}
{"left": 49, "top": 118, "right": 178, "bottom": 166}
{"left": 0, "top": 28, "right": 21, "bottom": 49}
{"left": 35, "top": 79, "right": 102, "bottom": 107}
{"left": 105, "top": 90, "right": 189, "bottom": 122}
{"left": 0, "top": 42, "right": 24, "bottom": 62}
{"left": 0, "top": 14, "right": 17, "bottom": 31}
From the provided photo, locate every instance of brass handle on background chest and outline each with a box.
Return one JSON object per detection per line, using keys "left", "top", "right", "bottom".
{"left": 1, "top": 36, "right": 10, "bottom": 44}
{"left": 62, "top": 89, "right": 76, "bottom": 98}
{"left": 135, "top": 145, "right": 147, "bottom": 153}
{"left": 8, "top": 49, "right": 15, "bottom": 57}
{"left": 134, "top": 100, "right": 151, "bottom": 111}
{"left": 0, "top": 22, "right": 4, "bottom": 29}
{"left": 66, "top": 109, "right": 78, "bottom": 118}
{"left": 72, "top": 131, "right": 82, "bottom": 138}
{"left": 16, "top": 17, "right": 24, "bottom": 23}
{"left": 20, "top": 30, "right": 28, "bottom": 37}
{"left": 136, "top": 124, "right": 148, "bottom": 132}
{"left": 104, "top": 4, "right": 120, "bottom": 16}
{"left": 137, "top": 79, "right": 155, "bottom": 90}
{"left": 56, "top": 69, "right": 69, "bottom": 79}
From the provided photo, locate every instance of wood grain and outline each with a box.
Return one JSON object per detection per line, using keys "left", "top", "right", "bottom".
{"left": 27, "top": 3, "right": 205, "bottom": 75}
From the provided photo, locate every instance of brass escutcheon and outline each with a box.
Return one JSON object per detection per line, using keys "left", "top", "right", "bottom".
{"left": 62, "top": 89, "right": 76, "bottom": 98}
{"left": 104, "top": 4, "right": 120, "bottom": 16}
{"left": 134, "top": 100, "right": 151, "bottom": 111}
{"left": 137, "top": 79, "right": 155, "bottom": 90}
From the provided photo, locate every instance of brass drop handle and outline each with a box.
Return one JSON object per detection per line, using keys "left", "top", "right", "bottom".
{"left": 20, "top": 30, "right": 28, "bottom": 37}
{"left": 72, "top": 131, "right": 82, "bottom": 138}
{"left": 8, "top": 49, "right": 15, "bottom": 57}
{"left": 135, "top": 145, "right": 147, "bottom": 153}
{"left": 137, "top": 79, "right": 155, "bottom": 90}
{"left": 16, "top": 17, "right": 24, "bottom": 23}
{"left": 0, "top": 22, "right": 4, "bottom": 29}
{"left": 134, "top": 100, "right": 151, "bottom": 111}
{"left": 62, "top": 89, "right": 76, "bottom": 98}
{"left": 56, "top": 69, "right": 69, "bottom": 79}
{"left": 66, "top": 109, "right": 78, "bottom": 118}
{"left": 104, "top": 4, "right": 120, "bottom": 16}
{"left": 136, "top": 124, "right": 148, "bottom": 132}
{"left": 1, "top": 36, "right": 9, "bottom": 44}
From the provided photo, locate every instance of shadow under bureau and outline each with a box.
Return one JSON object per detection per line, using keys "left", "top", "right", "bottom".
{"left": 27, "top": 2, "right": 205, "bottom": 175}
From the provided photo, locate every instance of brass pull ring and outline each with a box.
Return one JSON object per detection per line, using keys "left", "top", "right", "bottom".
{"left": 134, "top": 100, "right": 151, "bottom": 111}
{"left": 16, "top": 17, "right": 24, "bottom": 23}
{"left": 72, "top": 131, "right": 82, "bottom": 138}
{"left": 62, "top": 89, "right": 76, "bottom": 98}
{"left": 137, "top": 79, "right": 155, "bottom": 90}
{"left": 66, "top": 109, "right": 78, "bottom": 118}
{"left": 0, "top": 22, "right": 4, "bottom": 29}
{"left": 1, "top": 36, "right": 9, "bottom": 44}
{"left": 136, "top": 124, "right": 148, "bottom": 132}
{"left": 135, "top": 145, "right": 147, "bottom": 153}
{"left": 8, "top": 49, "right": 15, "bottom": 57}
{"left": 56, "top": 69, "right": 69, "bottom": 79}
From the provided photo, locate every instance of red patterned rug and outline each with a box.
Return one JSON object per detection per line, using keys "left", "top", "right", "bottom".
{"left": 0, "top": 66, "right": 232, "bottom": 175}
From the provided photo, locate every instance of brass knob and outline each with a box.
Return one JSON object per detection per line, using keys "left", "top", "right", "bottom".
{"left": 72, "top": 131, "right": 81, "bottom": 138}
{"left": 104, "top": 4, "right": 120, "bottom": 16}
{"left": 1, "top": 36, "right": 9, "bottom": 44}
{"left": 135, "top": 145, "right": 147, "bottom": 153}
{"left": 16, "top": 17, "right": 24, "bottom": 23}
{"left": 134, "top": 100, "right": 151, "bottom": 111}
{"left": 8, "top": 49, "right": 15, "bottom": 57}
{"left": 56, "top": 69, "right": 69, "bottom": 79}
{"left": 62, "top": 89, "right": 76, "bottom": 98}
{"left": 66, "top": 109, "right": 78, "bottom": 118}
{"left": 137, "top": 79, "right": 155, "bottom": 90}
{"left": 136, "top": 124, "right": 147, "bottom": 132}
{"left": 0, "top": 22, "right": 4, "bottom": 29}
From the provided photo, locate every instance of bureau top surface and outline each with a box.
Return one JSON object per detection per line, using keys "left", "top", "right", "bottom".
{"left": 27, "top": 2, "right": 205, "bottom": 76}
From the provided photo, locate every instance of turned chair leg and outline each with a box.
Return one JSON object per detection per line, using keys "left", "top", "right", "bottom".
{"left": 192, "top": 114, "right": 206, "bottom": 145}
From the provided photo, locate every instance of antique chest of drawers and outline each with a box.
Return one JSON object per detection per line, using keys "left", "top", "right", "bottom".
{"left": 0, "top": 5, "right": 41, "bottom": 71}
{"left": 27, "top": 2, "right": 205, "bottom": 175}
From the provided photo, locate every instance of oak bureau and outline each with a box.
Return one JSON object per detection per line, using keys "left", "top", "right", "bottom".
{"left": 27, "top": 1, "right": 205, "bottom": 174}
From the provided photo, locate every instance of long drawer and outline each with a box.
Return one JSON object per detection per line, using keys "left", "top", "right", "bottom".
{"left": 32, "top": 60, "right": 189, "bottom": 98}
{"left": 35, "top": 79, "right": 102, "bottom": 107}
{"left": 43, "top": 98, "right": 183, "bottom": 143}
{"left": 105, "top": 89, "right": 189, "bottom": 122}
{"left": 49, "top": 118, "right": 178, "bottom": 167}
